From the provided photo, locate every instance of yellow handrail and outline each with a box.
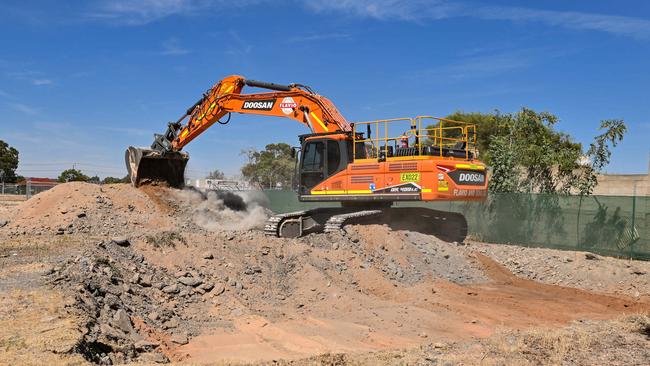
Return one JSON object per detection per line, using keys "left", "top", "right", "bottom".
{"left": 352, "top": 116, "right": 477, "bottom": 161}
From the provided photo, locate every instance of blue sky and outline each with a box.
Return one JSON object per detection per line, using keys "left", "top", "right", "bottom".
{"left": 1, "top": 0, "right": 649, "bottom": 179}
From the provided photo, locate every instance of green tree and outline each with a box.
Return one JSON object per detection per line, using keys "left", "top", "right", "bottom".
{"left": 577, "top": 119, "right": 627, "bottom": 196}
{"left": 430, "top": 108, "right": 624, "bottom": 194}
{"left": 102, "top": 176, "right": 125, "bottom": 184}
{"left": 487, "top": 135, "right": 518, "bottom": 193}
{"left": 57, "top": 169, "right": 89, "bottom": 183}
{"left": 206, "top": 169, "right": 225, "bottom": 180}
{"left": 241, "top": 143, "right": 294, "bottom": 189}
{"left": 0, "top": 140, "right": 19, "bottom": 183}
{"left": 438, "top": 110, "right": 502, "bottom": 158}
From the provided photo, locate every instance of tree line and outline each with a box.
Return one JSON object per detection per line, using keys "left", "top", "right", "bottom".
{"left": 434, "top": 108, "right": 626, "bottom": 195}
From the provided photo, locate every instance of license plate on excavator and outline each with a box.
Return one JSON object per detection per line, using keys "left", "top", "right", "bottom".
{"left": 400, "top": 172, "right": 420, "bottom": 182}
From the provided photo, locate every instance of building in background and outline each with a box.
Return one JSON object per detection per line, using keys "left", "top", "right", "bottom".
{"left": 15, "top": 177, "right": 59, "bottom": 198}
{"left": 593, "top": 173, "right": 649, "bottom": 196}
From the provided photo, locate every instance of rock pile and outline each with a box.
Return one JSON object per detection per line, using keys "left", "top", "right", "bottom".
{"left": 48, "top": 237, "right": 218, "bottom": 364}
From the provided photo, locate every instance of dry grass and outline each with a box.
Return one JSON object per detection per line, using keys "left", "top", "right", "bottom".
{"left": 0, "top": 289, "right": 88, "bottom": 366}
{"left": 144, "top": 230, "right": 187, "bottom": 249}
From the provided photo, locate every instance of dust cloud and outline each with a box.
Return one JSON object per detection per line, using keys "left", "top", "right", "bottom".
{"left": 175, "top": 188, "right": 270, "bottom": 231}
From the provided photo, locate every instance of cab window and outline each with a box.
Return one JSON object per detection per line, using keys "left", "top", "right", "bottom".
{"left": 302, "top": 141, "right": 324, "bottom": 171}
{"left": 327, "top": 141, "right": 341, "bottom": 175}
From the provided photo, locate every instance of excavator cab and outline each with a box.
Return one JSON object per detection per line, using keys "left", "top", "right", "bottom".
{"left": 298, "top": 134, "right": 351, "bottom": 195}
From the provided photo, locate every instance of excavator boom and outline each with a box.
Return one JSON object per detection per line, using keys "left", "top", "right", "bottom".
{"left": 126, "top": 75, "right": 350, "bottom": 187}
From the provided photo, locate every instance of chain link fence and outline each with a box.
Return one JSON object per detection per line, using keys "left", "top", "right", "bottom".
{"left": 409, "top": 193, "right": 647, "bottom": 259}
{"left": 0, "top": 183, "right": 20, "bottom": 195}
{"left": 262, "top": 190, "right": 649, "bottom": 260}
{"left": 0, "top": 180, "right": 59, "bottom": 198}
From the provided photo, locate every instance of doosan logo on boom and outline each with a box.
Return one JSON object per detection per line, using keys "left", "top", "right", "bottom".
{"left": 242, "top": 99, "right": 275, "bottom": 110}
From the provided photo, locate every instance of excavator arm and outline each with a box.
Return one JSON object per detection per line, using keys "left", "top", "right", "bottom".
{"left": 126, "top": 75, "right": 351, "bottom": 187}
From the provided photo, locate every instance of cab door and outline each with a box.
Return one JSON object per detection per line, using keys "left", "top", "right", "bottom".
{"left": 299, "top": 139, "right": 343, "bottom": 195}
{"left": 300, "top": 140, "right": 325, "bottom": 194}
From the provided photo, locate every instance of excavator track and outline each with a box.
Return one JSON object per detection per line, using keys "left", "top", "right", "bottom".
{"left": 264, "top": 206, "right": 468, "bottom": 243}
{"left": 323, "top": 210, "right": 382, "bottom": 233}
{"left": 263, "top": 210, "right": 307, "bottom": 237}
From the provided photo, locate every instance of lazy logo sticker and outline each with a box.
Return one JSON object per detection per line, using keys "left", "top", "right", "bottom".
{"left": 279, "top": 97, "right": 297, "bottom": 115}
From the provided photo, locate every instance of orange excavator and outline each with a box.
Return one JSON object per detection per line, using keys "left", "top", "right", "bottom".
{"left": 126, "top": 75, "right": 488, "bottom": 239}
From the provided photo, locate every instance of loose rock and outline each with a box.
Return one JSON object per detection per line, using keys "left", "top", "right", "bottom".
{"left": 212, "top": 284, "right": 225, "bottom": 296}
{"left": 162, "top": 284, "right": 180, "bottom": 294}
{"left": 112, "top": 309, "right": 133, "bottom": 333}
{"left": 178, "top": 276, "right": 203, "bottom": 287}
{"left": 111, "top": 237, "right": 130, "bottom": 247}
{"left": 134, "top": 339, "right": 160, "bottom": 351}
{"left": 171, "top": 332, "right": 189, "bottom": 345}
{"left": 139, "top": 352, "right": 169, "bottom": 364}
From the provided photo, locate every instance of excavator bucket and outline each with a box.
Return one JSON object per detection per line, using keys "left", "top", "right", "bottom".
{"left": 125, "top": 146, "right": 189, "bottom": 188}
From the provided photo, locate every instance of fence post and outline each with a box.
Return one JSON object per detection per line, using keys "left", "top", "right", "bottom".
{"left": 630, "top": 183, "right": 637, "bottom": 259}
{"left": 576, "top": 195, "right": 582, "bottom": 247}
{"left": 26, "top": 178, "right": 31, "bottom": 199}
{"left": 1, "top": 182, "right": 4, "bottom": 195}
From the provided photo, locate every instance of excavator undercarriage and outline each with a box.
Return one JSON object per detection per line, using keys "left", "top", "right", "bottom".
{"left": 264, "top": 205, "right": 468, "bottom": 242}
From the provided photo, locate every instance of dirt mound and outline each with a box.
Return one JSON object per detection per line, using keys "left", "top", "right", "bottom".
{"left": 4, "top": 182, "right": 172, "bottom": 237}
{"left": 2, "top": 183, "right": 271, "bottom": 238}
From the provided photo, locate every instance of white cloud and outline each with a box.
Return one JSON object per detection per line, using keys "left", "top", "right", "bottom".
{"left": 305, "top": 0, "right": 458, "bottom": 21}
{"left": 161, "top": 37, "right": 190, "bottom": 55}
{"left": 305, "top": 0, "right": 650, "bottom": 40}
{"left": 34, "top": 121, "right": 71, "bottom": 130}
{"left": 9, "top": 102, "right": 38, "bottom": 115}
{"left": 288, "top": 33, "right": 351, "bottom": 43}
{"left": 5, "top": 70, "right": 54, "bottom": 86}
{"left": 32, "top": 78, "right": 53, "bottom": 86}
{"left": 88, "top": 0, "right": 201, "bottom": 25}
{"left": 473, "top": 6, "right": 650, "bottom": 40}
{"left": 418, "top": 48, "right": 542, "bottom": 80}
{"left": 407, "top": 46, "right": 572, "bottom": 87}
{"left": 88, "top": 0, "right": 263, "bottom": 26}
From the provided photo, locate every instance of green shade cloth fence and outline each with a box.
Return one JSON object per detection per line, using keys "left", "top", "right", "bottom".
{"left": 261, "top": 190, "right": 649, "bottom": 260}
